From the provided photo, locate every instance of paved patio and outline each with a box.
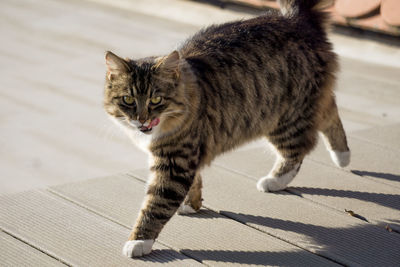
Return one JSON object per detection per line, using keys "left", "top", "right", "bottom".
{"left": 1, "top": 0, "right": 399, "bottom": 266}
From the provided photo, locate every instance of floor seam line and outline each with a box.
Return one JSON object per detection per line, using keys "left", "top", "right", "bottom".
{"left": 0, "top": 228, "right": 71, "bottom": 266}
{"left": 206, "top": 165, "right": 400, "bottom": 234}
{"left": 46, "top": 187, "right": 207, "bottom": 266}
{"left": 202, "top": 205, "right": 347, "bottom": 266}
{"left": 126, "top": 172, "right": 347, "bottom": 265}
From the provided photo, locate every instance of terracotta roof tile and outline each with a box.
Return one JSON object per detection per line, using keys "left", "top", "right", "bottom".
{"left": 335, "top": 0, "right": 381, "bottom": 18}
{"left": 381, "top": 0, "right": 400, "bottom": 26}
{"left": 225, "top": 0, "right": 400, "bottom": 35}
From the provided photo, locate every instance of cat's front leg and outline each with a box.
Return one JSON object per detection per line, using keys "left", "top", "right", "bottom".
{"left": 123, "top": 156, "right": 196, "bottom": 257}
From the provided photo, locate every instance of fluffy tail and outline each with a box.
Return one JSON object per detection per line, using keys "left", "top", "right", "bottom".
{"left": 278, "top": 0, "right": 333, "bottom": 29}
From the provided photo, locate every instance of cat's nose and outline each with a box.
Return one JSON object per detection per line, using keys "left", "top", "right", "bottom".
{"left": 138, "top": 118, "right": 146, "bottom": 124}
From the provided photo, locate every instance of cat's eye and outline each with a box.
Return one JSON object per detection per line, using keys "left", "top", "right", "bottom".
{"left": 122, "top": 96, "right": 135, "bottom": 105}
{"left": 150, "top": 96, "right": 162, "bottom": 105}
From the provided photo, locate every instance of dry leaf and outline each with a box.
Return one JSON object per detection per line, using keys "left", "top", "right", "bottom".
{"left": 344, "top": 209, "right": 368, "bottom": 222}
{"left": 385, "top": 225, "right": 393, "bottom": 232}
{"left": 345, "top": 209, "right": 355, "bottom": 216}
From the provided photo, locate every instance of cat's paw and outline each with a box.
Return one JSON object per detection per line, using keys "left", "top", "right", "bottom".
{"left": 177, "top": 203, "right": 197, "bottom": 215}
{"left": 257, "top": 164, "right": 300, "bottom": 192}
{"left": 257, "top": 177, "right": 287, "bottom": 192}
{"left": 329, "top": 150, "right": 350, "bottom": 168}
{"left": 122, "top": 239, "right": 154, "bottom": 257}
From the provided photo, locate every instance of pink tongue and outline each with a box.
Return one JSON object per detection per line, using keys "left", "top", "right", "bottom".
{"left": 149, "top": 118, "right": 160, "bottom": 128}
{"left": 141, "top": 118, "right": 160, "bottom": 131}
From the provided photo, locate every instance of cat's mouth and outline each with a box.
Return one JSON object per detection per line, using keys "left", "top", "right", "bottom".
{"left": 139, "top": 118, "right": 160, "bottom": 133}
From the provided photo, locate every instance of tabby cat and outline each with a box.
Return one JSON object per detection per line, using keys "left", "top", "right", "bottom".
{"left": 104, "top": 0, "right": 350, "bottom": 257}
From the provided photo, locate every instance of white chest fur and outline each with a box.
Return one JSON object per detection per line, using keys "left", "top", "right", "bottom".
{"left": 109, "top": 116, "right": 153, "bottom": 154}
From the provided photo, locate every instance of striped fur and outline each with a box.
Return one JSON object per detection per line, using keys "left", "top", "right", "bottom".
{"left": 104, "top": 0, "right": 349, "bottom": 257}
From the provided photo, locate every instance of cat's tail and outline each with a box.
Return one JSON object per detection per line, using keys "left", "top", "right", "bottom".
{"left": 278, "top": 0, "right": 333, "bottom": 30}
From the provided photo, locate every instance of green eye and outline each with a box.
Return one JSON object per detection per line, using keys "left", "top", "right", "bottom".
{"left": 150, "top": 96, "right": 162, "bottom": 105}
{"left": 122, "top": 96, "right": 135, "bottom": 105}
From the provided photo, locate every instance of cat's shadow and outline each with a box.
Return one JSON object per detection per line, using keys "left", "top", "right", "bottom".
{"left": 131, "top": 170, "right": 400, "bottom": 265}
{"left": 287, "top": 169, "right": 400, "bottom": 211}
{"left": 179, "top": 249, "right": 317, "bottom": 266}
{"left": 214, "top": 210, "right": 400, "bottom": 263}
{"left": 288, "top": 185, "right": 400, "bottom": 211}
{"left": 140, "top": 249, "right": 316, "bottom": 266}
{"left": 139, "top": 209, "right": 400, "bottom": 265}
{"left": 351, "top": 170, "right": 400, "bottom": 183}
{"left": 178, "top": 208, "right": 220, "bottom": 219}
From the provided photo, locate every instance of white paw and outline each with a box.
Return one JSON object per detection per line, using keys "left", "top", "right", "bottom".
{"left": 177, "top": 203, "right": 197, "bottom": 215}
{"left": 122, "top": 239, "right": 154, "bottom": 257}
{"left": 257, "top": 177, "right": 287, "bottom": 192}
{"left": 257, "top": 163, "right": 300, "bottom": 192}
{"left": 329, "top": 150, "right": 350, "bottom": 168}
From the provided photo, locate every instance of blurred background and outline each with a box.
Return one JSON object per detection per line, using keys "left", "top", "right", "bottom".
{"left": 1, "top": 0, "right": 399, "bottom": 195}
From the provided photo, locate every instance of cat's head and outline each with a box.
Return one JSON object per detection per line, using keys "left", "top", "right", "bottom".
{"left": 104, "top": 51, "right": 188, "bottom": 136}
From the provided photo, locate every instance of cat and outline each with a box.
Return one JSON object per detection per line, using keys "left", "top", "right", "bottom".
{"left": 103, "top": 0, "right": 349, "bottom": 257}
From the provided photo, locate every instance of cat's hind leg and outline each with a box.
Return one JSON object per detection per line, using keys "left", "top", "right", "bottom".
{"left": 257, "top": 157, "right": 302, "bottom": 192}
{"left": 258, "top": 123, "right": 317, "bottom": 192}
{"left": 177, "top": 172, "right": 202, "bottom": 214}
{"left": 318, "top": 100, "right": 350, "bottom": 168}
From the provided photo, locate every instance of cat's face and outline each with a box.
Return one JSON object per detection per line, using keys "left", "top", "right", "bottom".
{"left": 104, "top": 51, "right": 185, "bottom": 136}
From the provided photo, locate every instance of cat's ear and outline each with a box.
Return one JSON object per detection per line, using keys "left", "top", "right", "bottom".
{"left": 157, "top": 51, "right": 180, "bottom": 79}
{"left": 163, "top": 50, "right": 180, "bottom": 68}
{"left": 155, "top": 51, "right": 180, "bottom": 69}
{"left": 105, "top": 51, "right": 131, "bottom": 80}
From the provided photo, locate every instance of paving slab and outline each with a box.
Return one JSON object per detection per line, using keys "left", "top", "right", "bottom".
{"left": 335, "top": 59, "right": 400, "bottom": 130}
{"left": 351, "top": 123, "right": 400, "bottom": 152}
{"left": 215, "top": 145, "right": 400, "bottom": 232}
{"left": 223, "top": 132, "right": 400, "bottom": 190}
{"left": 51, "top": 174, "right": 337, "bottom": 266}
{"left": 1, "top": 0, "right": 400, "bottom": 196}
{"left": 337, "top": 106, "right": 390, "bottom": 133}
{"left": 0, "top": 0, "right": 196, "bottom": 195}
{"left": 310, "top": 136, "right": 400, "bottom": 189}
{"left": 0, "top": 231, "right": 66, "bottom": 267}
{"left": 133, "top": 167, "right": 400, "bottom": 266}
{"left": 0, "top": 190, "right": 201, "bottom": 266}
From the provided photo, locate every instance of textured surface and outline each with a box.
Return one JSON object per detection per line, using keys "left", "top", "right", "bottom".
{"left": 133, "top": 167, "right": 400, "bottom": 266}
{"left": 215, "top": 142, "right": 400, "bottom": 231}
{"left": 200, "top": 167, "right": 400, "bottom": 266}
{"left": 311, "top": 137, "right": 400, "bottom": 189}
{"left": 1, "top": 0, "right": 399, "bottom": 195}
{"left": 51, "top": 174, "right": 336, "bottom": 266}
{"left": 0, "top": 231, "right": 66, "bottom": 267}
{"left": 0, "top": 190, "right": 202, "bottom": 266}
{"left": 351, "top": 123, "right": 400, "bottom": 151}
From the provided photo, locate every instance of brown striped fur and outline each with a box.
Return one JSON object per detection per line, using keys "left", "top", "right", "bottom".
{"left": 104, "top": 0, "right": 349, "bottom": 256}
